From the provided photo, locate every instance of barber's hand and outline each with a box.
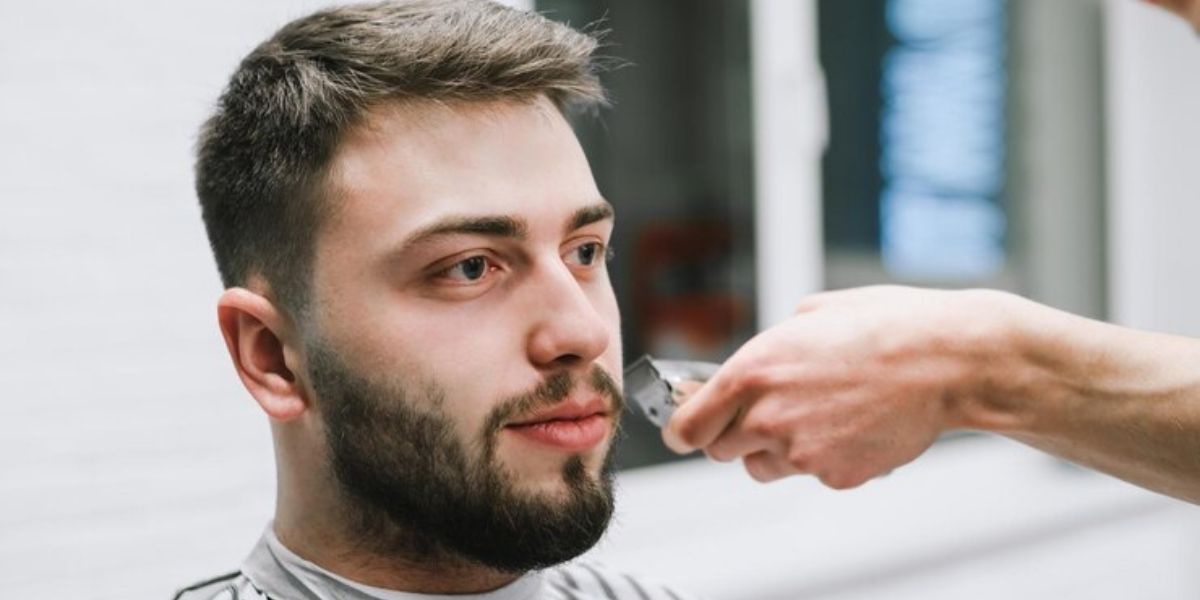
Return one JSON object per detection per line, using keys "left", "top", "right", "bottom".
{"left": 663, "top": 286, "right": 1020, "bottom": 489}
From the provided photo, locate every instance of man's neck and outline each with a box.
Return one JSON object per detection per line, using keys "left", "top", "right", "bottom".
{"left": 272, "top": 515, "right": 521, "bottom": 594}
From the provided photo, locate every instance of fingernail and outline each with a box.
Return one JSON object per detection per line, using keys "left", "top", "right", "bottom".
{"left": 661, "top": 429, "right": 693, "bottom": 454}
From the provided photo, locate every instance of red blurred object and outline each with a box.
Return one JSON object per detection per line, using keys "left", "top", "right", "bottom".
{"left": 633, "top": 219, "right": 747, "bottom": 357}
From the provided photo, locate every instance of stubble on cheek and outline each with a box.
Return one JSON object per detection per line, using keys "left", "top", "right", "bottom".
{"left": 477, "top": 367, "right": 625, "bottom": 487}
{"left": 478, "top": 371, "right": 574, "bottom": 463}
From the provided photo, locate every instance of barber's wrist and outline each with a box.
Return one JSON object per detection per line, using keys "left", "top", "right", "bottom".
{"left": 942, "top": 289, "right": 1053, "bottom": 435}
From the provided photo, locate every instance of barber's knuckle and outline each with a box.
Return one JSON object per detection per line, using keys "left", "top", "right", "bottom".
{"left": 744, "top": 460, "right": 774, "bottom": 483}
{"left": 821, "top": 470, "right": 867, "bottom": 491}
{"left": 720, "top": 371, "right": 749, "bottom": 398}
{"left": 706, "top": 444, "right": 734, "bottom": 463}
{"left": 830, "top": 478, "right": 855, "bottom": 491}
{"left": 673, "top": 418, "right": 704, "bottom": 447}
{"left": 804, "top": 439, "right": 831, "bottom": 460}
{"left": 785, "top": 448, "right": 812, "bottom": 472}
{"left": 747, "top": 366, "right": 780, "bottom": 393}
{"left": 817, "top": 471, "right": 843, "bottom": 489}
{"left": 726, "top": 366, "right": 767, "bottom": 398}
{"left": 842, "top": 476, "right": 869, "bottom": 490}
{"left": 753, "top": 421, "right": 780, "bottom": 440}
{"left": 741, "top": 413, "right": 776, "bottom": 439}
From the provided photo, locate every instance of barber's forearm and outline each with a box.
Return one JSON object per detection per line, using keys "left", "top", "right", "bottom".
{"left": 956, "top": 297, "right": 1200, "bottom": 503}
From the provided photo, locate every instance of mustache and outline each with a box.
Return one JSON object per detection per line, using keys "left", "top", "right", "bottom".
{"left": 483, "top": 366, "right": 624, "bottom": 437}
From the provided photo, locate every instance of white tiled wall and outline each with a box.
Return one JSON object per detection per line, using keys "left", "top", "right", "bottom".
{"left": 0, "top": 2, "right": 334, "bottom": 598}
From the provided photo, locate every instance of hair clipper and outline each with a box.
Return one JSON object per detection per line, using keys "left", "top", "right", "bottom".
{"left": 623, "top": 354, "right": 720, "bottom": 428}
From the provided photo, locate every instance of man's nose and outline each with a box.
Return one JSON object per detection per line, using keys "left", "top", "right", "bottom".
{"left": 524, "top": 261, "right": 611, "bottom": 371}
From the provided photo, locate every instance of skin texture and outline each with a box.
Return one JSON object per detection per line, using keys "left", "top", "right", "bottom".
{"left": 664, "top": 286, "right": 1200, "bottom": 503}
{"left": 216, "top": 96, "right": 623, "bottom": 593}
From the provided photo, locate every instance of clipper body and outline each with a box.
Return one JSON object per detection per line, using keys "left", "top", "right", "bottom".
{"left": 624, "top": 355, "right": 720, "bottom": 428}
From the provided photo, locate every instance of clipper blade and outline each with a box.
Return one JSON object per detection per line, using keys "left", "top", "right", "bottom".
{"left": 623, "top": 354, "right": 720, "bottom": 428}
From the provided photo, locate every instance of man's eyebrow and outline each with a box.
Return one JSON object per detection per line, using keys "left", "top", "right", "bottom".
{"left": 566, "top": 201, "right": 615, "bottom": 234}
{"left": 398, "top": 215, "right": 529, "bottom": 254}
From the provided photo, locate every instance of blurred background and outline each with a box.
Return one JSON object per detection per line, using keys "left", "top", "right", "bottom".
{"left": 3, "top": 0, "right": 1200, "bottom": 598}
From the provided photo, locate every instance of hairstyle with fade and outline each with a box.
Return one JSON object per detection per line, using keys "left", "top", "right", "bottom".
{"left": 195, "top": 0, "right": 606, "bottom": 317}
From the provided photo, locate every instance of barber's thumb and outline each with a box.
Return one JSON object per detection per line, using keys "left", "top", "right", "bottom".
{"left": 662, "top": 379, "right": 706, "bottom": 454}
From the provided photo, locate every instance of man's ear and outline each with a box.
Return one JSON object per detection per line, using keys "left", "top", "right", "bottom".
{"left": 217, "top": 287, "right": 307, "bottom": 421}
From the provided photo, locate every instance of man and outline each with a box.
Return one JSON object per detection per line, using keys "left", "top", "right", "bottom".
{"left": 664, "top": 0, "right": 1200, "bottom": 503}
{"left": 179, "top": 1, "right": 693, "bottom": 598}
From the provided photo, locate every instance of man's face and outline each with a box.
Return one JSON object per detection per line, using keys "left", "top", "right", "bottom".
{"left": 302, "top": 96, "right": 623, "bottom": 571}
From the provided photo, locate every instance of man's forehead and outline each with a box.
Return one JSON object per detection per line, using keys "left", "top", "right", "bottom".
{"left": 328, "top": 95, "right": 577, "bottom": 196}
{"left": 318, "top": 95, "right": 601, "bottom": 246}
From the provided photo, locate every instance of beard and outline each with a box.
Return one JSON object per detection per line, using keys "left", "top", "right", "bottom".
{"left": 305, "top": 341, "right": 623, "bottom": 574}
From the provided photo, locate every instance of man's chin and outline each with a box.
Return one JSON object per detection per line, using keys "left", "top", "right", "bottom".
{"left": 496, "top": 444, "right": 611, "bottom": 497}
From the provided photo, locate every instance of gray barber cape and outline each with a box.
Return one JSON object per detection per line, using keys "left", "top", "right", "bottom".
{"left": 174, "top": 526, "right": 696, "bottom": 600}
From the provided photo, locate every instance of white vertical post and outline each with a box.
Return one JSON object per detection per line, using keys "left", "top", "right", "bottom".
{"left": 750, "top": 0, "right": 827, "bottom": 329}
{"left": 1105, "top": 0, "right": 1200, "bottom": 335}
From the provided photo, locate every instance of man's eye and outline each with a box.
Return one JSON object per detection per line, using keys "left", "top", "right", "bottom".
{"left": 442, "top": 256, "right": 492, "bottom": 282}
{"left": 570, "top": 242, "right": 612, "bottom": 267}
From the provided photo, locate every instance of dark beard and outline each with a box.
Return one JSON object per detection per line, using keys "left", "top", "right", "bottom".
{"left": 306, "top": 342, "right": 623, "bottom": 573}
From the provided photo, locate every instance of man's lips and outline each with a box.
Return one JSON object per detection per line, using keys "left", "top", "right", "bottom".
{"left": 504, "top": 397, "right": 612, "bottom": 452}
{"left": 507, "top": 397, "right": 610, "bottom": 426}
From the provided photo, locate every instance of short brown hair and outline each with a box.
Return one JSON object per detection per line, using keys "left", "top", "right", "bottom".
{"left": 195, "top": 0, "right": 606, "bottom": 315}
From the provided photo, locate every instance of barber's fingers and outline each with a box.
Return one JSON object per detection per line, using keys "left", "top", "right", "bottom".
{"left": 742, "top": 450, "right": 802, "bottom": 483}
{"left": 664, "top": 366, "right": 766, "bottom": 454}
{"left": 703, "top": 416, "right": 776, "bottom": 463}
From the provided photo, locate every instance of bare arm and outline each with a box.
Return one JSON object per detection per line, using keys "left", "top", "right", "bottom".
{"left": 994, "top": 300, "right": 1200, "bottom": 502}
{"left": 663, "top": 286, "right": 1200, "bottom": 503}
